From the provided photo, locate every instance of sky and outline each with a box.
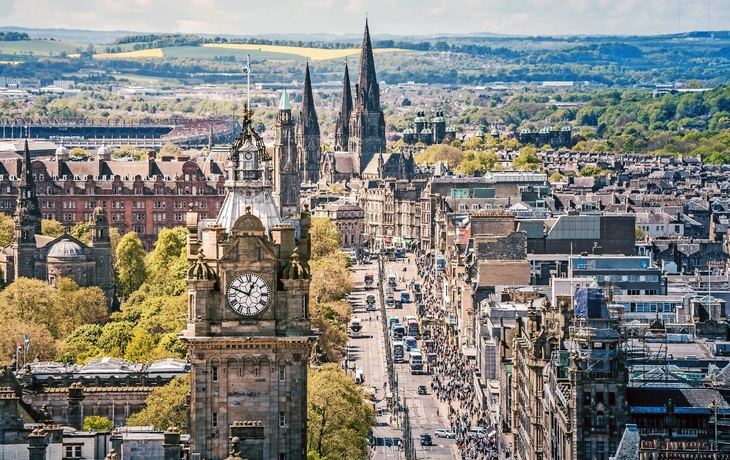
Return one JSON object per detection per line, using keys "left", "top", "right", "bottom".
{"left": 2, "top": 0, "right": 729, "bottom": 38}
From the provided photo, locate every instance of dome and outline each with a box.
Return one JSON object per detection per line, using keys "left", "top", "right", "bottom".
{"left": 55, "top": 144, "right": 68, "bottom": 157}
{"left": 47, "top": 239, "right": 85, "bottom": 259}
{"left": 97, "top": 144, "right": 111, "bottom": 156}
{"left": 475, "top": 129, "right": 485, "bottom": 137}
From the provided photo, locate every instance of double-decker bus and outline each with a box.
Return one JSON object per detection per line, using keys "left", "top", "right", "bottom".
{"left": 349, "top": 318, "right": 362, "bottom": 338}
{"left": 392, "top": 341, "right": 405, "bottom": 362}
{"left": 406, "top": 318, "right": 420, "bottom": 338}
{"left": 409, "top": 349, "right": 424, "bottom": 374}
{"left": 436, "top": 254, "right": 446, "bottom": 272}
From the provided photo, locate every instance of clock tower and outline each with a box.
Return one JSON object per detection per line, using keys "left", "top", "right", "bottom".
{"left": 181, "top": 107, "right": 315, "bottom": 460}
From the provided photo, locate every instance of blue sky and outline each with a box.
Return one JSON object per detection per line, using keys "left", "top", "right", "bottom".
{"left": 2, "top": 0, "right": 729, "bottom": 37}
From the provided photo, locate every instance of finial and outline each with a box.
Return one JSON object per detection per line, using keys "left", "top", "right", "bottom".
{"left": 188, "top": 202, "right": 195, "bottom": 212}
{"left": 197, "top": 247, "right": 205, "bottom": 261}
{"left": 245, "top": 205, "right": 252, "bottom": 214}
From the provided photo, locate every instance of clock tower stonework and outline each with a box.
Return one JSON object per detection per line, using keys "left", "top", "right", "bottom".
{"left": 181, "top": 109, "right": 315, "bottom": 460}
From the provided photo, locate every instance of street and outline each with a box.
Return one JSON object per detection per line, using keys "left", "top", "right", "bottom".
{"left": 349, "top": 258, "right": 457, "bottom": 460}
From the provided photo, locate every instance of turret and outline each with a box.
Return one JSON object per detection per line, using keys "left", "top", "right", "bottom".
{"left": 334, "top": 63, "right": 352, "bottom": 151}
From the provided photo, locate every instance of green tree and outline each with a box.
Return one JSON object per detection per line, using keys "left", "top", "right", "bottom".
{"left": 124, "top": 328, "right": 156, "bottom": 362}
{"left": 97, "top": 321, "right": 134, "bottom": 357}
{"left": 116, "top": 232, "right": 147, "bottom": 297}
{"left": 0, "top": 278, "right": 58, "bottom": 336}
{"left": 578, "top": 165, "right": 607, "bottom": 177}
{"left": 56, "top": 324, "right": 103, "bottom": 364}
{"left": 159, "top": 142, "right": 181, "bottom": 157}
{"left": 310, "top": 218, "right": 341, "bottom": 260}
{"left": 41, "top": 219, "right": 65, "bottom": 237}
{"left": 53, "top": 278, "right": 109, "bottom": 338}
{"left": 69, "top": 221, "right": 90, "bottom": 244}
{"left": 549, "top": 172, "right": 563, "bottom": 182}
{"left": 307, "top": 364, "right": 374, "bottom": 460}
{"left": 310, "top": 255, "right": 354, "bottom": 304}
{"left": 0, "top": 213, "right": 13, "bottom": 247}
{"left": 635, "top": 226, "right": 646, "bottom": 241}
{"left": 512, "top": 146, "right": 542, "bottom": 170}
{"left": 126, "top": 374, "right": 189, "bottom": 432}
{"left": 83, "top": 416, "right": 114, "bottom": 432}
{"left": 414, "top": 144, "right": 465, "bottom": 168}
{"left": 0, "top": 318, "right": 57, "bottom": 365}
{"left": 145, "top": 227, "right": 188, "bottom": 294}
{"left": 69, "top": 147, "right": 89, "bottom": 159}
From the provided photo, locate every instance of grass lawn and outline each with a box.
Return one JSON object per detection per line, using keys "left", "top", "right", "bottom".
{"left": 0, "top": 40, "right": 84, "bottom": 56}
{"left": 95, "top": 48, "right": 164, "bottom": 59}
{"left": 162, "top": 46, "right": 305, "bottom": 61}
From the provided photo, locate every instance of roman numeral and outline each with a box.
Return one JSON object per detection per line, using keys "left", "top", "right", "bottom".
{"left": 261, "top": 291, "right": 268, "bottom": 297}
{"left": 259, "top": 299, "right": 267, "bottom": 306}
{"left": 230, "top": 299, "right": 238, "bottom": 305}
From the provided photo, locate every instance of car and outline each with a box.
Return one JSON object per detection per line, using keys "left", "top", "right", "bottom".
{"left": 420, "top": 433, "right": 433, "bottom": 446}
{"left": 417, "top": 385, "right": 427, "bottom": 395}
{"left": 366, "top": 304, "right": 377, "bottom": 311}
{"left": 434, "top": 429, "right": 455, "bottom": 439}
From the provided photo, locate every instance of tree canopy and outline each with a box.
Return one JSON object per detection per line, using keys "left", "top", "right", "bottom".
{"left": 116, "top": 232, "right": 147, "bottom": 297}
{"left": 512, "top": 145, "right": 543, "bottom": 170}
{"left": 310, "top": 218, "right": 341, "bottom": 260}
{"left": 126, "top": 374, "right": 190, "bottom": 432}
{"left": 307, "top": 364, "right": 374, "bottom": 460}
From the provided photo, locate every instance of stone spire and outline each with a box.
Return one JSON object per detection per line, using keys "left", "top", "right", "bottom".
{"left": 356, "top": 18, "right": 380, "bottom": 113}
{"left": 299, "top": 63, "right": 319, "bottom": 136}
{"left": 15, "top": 140, "right": 41, "bottom": 234}
{"left": 334, "top": 62, "right": 352, "bottom": 151}
{"left": 296, "top": 63, "right": 321, "bottom": 183}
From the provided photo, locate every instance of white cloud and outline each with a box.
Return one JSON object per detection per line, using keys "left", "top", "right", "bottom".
{"left": 0, "top": 0, "right": 728, "bottom": 36}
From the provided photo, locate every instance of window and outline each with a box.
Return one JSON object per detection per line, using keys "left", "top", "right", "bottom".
{"left": 279, "top": 412, "right": 285, "bottom": 428}
{"left": 64, "top": 446, "right": 82, "bottom": 458}
{"left": 279, "top": 454, "right": 286, "bottom": 460}
{"left": 597, "top": 442, "right": 604, "bottom": 459}
{"left": 212, "top": 366, "right": 218, "bottom": 382}
{"left": 596, "top": 412, "right": 605, "bottom": 427}
{"left": 153, "top": 201, "right": 166, "bottom": 209}
{"left": 279, "top": 366, "right": 285, "bottom": 382}
{"left": 585, "top": 442, "right": 591, "bottom": 459}
{"left": 212, "top": 412, "right": 218, "bottom": 428}
{"left": 174, "top": 213, "right": 184, "bottom": 222}
{"left": 609, "top": 392, "right": 616, "bottom": 405}
{"left": 583, "top": 392, "right": 591, "bottom": 405}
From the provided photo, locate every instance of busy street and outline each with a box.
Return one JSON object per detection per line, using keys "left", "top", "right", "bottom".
{"left": 349, "top": 250, "right": 501, "bottom": 460}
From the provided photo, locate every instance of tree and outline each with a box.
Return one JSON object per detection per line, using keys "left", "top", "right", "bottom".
{"left": 635, "top": 226, "right": 646, "bottom": 241}
{"left": 53, "top": 278, "right": 109, "bottom": 338}
{"left": 512, "top": 146, "right": 542, "bottom": 171}
{"left": 145, "top": 227, "right": 188, "bottom": 291}
{"left": 41, "top": 219, "right": 65, "bottom": 237}
{"left": 549, "top": 172, "right": 563, "bottom": 182}
{"left": 116, "top": 232, "right": 147, "bottom": 297}
{"left": 69, "top": 221, "right": 90, "bottom": 244}
{"left": 579, "top": 165, "right": 606, "bottom": 177}
{"left": 56, "top": 324, "right": 103, "bottom": 364}
{"left": 126, "top": 374, "right": 189, "bottom": 432}
{"left": 311, "top": 301, "right": 350, "bottom": 363}
{"left": 0, "top": 213, "right": 13, "bottom": 247}
{"left": 307, "top": 364, "right": 374, "bottom": 460}
{"left": 0, "top": 278, "right": 57, "bottom": 336}
{"left": 414, "top": 144, "right": 465, "bottom": 168}
{"left": 83, "top": 416, "right": 114, "bottom": 432}
{"left": 0, "top": 319, "right": 57, "bottom": 365}
{"left": 159, "top": 142, "right": 181, "bottom": 157}
{"left": 97, "top": 321, "right": 134, "bottom": 356}
{"left": 124, "top": 328, "right": 156, "bottom": 363}
{"left": 310, "top": 218, "right": 341, "bottom": 260}
{"left": 69, "top": 147, "right": 89, "bottom": 159}
{"left": 310, "top": 255, "right": 354, "bottom": 304}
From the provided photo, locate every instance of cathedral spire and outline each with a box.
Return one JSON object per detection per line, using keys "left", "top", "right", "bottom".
{"left": 15, "top": 139, "right": 41, "bottom": 239}
{"left": 334, "top": 63, "right": 352, "bottom": 151}
{"left": 356, "top": 18, "right": 380, "bottom": 113}
{"left": 299, "top": 63, "right": 319, "bottom": 136}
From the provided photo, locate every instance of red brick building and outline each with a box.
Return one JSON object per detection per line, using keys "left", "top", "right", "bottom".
{"left": 0, "top": 151, "right": 227, "bottom": 250}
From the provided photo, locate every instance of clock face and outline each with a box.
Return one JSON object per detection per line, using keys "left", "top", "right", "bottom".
{"left": 227, "top": 273, "right": 271, "bottom": 317}
{"left": 244, "top": 152, "right": 253, "bottom": 160}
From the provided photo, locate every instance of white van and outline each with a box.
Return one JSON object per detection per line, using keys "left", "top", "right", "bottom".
{"left": 468, "top": 427, "right": 488, "bottom": 438}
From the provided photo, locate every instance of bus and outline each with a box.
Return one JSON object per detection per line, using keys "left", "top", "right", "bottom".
{"left": 392, "top": 324, "right": 405, "bottom": 339}
{"left": 406, "top": 319, "right": 420, "bottom": 338}
{"left": 396, "top": 247, "right": 406, "bottom": 259}
{"left": 404, "top": 336, "right": 417, "bottom": 351}
{"left": 400, "top": 290, "right": 411, "bottom": 303}
{"left": 349, "top": 318, "right": 362, "bottom": 338}
{"left": 409, "top": 349, "right": 424, "bottom": 374}
{"left": 393, "top": 341, "right": 405, "bottom": 362}
{"left": 436, "top": 255, "right": 446, "bottom": 272}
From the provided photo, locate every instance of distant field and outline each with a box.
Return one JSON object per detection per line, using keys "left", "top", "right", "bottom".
{"left": 202, "top": 43, "right": 408, "bottom": 60}
{"left": 162, "top": 46, "right": 305, "bottom": 61}
{"left": 0, "top": 40, "right": 83, "bottom": 56}
{"left": 94, "top": 48, "right": 164, "bottom": 59}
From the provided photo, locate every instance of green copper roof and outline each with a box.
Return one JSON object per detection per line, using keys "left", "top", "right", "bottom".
{"left": 279, "top": 88, "right": 291, "bottom": 110}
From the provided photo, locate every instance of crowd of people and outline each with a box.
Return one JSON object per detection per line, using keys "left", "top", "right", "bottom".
{"left": 416, "top": 254, "right": 500, "bottom": 460}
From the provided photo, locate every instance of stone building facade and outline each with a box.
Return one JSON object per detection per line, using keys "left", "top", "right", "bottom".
{"left": 0, "top": 141, "right": 113, "bottom": 302}
{"left": 312, "top": 199, "right": 365, "bottom": 250}
{"left": 181, "top": 109, "right": 316, "bottom": 460}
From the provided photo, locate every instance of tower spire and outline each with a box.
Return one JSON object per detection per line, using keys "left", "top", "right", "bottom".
{"left": 296, "top": 63, "right": 321, "bottom": 183}
{"left": 334, "top": 62, "right": 352, "bottom": 151}
{"left": 356, "top": 17, "right": 379, "bottom": 113}
{"left": 300, "top": 63, "right": 319, "bottom": 135}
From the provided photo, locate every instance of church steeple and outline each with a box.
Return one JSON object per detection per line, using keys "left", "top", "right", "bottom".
{"left": 15, "top": 139, "right": 41, "bottom": 237}
{"left": 334, "top": 63, "right": 352, "bottom": 151}
{"left": 348, "top": 19, "right": 386, "bottom": 176}
{"left": 296, "top": 63, "right": 321, "bottom": 183}
{"left": 356, "top": 18, "right": 380, "bottom": 113}
{"left": 274, "top": 89, "right": 300, "bottom": 217}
